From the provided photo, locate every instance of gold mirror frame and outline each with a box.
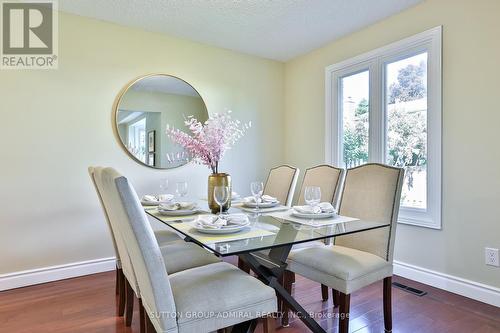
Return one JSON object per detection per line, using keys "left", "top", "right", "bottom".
{"left": 112, "top": 73, "right": 208, "bottom": 170}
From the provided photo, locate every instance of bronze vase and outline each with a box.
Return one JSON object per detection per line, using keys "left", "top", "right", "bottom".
{"left": 208, "top": 173, "right": 232, "bottom": 214}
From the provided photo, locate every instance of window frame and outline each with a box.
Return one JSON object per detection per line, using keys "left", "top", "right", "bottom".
{"left": 325, "top": 26, "right": 442, "bottom": 229}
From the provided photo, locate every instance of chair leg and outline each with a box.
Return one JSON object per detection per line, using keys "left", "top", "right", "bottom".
{"left": 117, "top": 268, "right": 125, "bottom": 317}
{"left": 237, "top": 257, "right": 251, "bottom": 273}
{"left": 338, "top": 292, "right": 350, "bottom": 333}
{"left": 139, "top": 298, "right": 146, "bottom": 333}
{"left": 125, "top": 279, "right": 134, "bottom": 327}
{"left": 277, "top": 270, "right": 294, "bottom": 312}
{"left": 383, "top": 276, "right": 392, "bottom": 332}
{"left": 263, "top": 315, "right": 275, "bottom": 333}
{"left": 145, "top": 310, "right": 156, "bottom": 333}
{"left": 115, "top": 266, "right": 119, "bottom": 295}
{"left": 332, "top": 289, "right": 339, "bottom": 308}
{"left": 281, "top": 270, "right": 294, "bottom": 327}
{"left": 321, "top": 284, "right": 329, "bottom": 301}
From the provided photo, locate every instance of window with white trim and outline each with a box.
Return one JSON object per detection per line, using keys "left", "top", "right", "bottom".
{"left": 325, "top": 27, "right": 442, "bottom": 229}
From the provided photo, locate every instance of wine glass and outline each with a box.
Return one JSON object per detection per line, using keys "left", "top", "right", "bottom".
{"left": 175, "top": 181, "right": 188, "bottom": 199}
{"left": 250, "top": 181, "right": 264, "bottom": 214}
{"left": 158, "top": 178, "right": 169, "bottom": 202}
{"left": 304, "top": 186, "right": 321, "bottom": 207}
{"left": 159, "top": 178, "right": 169, "bottom": 192}
{"left": 214, "top": 186, "right": 229, "bottom": 216}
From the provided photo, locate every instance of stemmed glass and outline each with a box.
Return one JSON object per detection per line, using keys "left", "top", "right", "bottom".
{"left": 175, "top": 181, "right": 188, "bottom": 200}
{"left": 304, "top": 186, "right": 321, "bottom": 225}
{"left": 158, "top": 178, "right": 169, "bottom": 202}
{"left": 159, "top": 179, "right": 169, "bottom": 192}
{"left": 250, "top": 181, "right": 264, "bottom": 214}
{"left": 214, "top": 186, "right": 230, "bottom": 216}
{"left": 304, "top": 186, "right": 321, "bottom": 207}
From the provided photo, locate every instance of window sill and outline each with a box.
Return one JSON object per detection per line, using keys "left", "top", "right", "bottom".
{"left": 398, "top": 215, "right": 441, "bottom": 230}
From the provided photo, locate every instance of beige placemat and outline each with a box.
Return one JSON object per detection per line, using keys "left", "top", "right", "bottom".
{"left": 268, "top": 211, "right": 359, "bottom": 226}
{"left": 173, "top": 222, "right": 276, "bottom": 244}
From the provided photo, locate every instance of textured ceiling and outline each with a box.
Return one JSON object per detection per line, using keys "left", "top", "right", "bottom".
{"left": 59, "top": 0, "right": 422, "bottom": 61}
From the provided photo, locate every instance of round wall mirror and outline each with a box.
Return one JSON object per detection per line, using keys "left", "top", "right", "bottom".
{"left": 114, "top": 74, "right": 208, "bottom": 169}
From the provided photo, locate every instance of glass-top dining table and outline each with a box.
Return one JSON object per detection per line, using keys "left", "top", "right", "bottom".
{"left": 145, "top": 205, "right": 390, "bottom": 333}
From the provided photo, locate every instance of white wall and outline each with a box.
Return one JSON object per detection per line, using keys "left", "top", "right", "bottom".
{"left": 0, "top": 12, "right": 284, "bottom": 274}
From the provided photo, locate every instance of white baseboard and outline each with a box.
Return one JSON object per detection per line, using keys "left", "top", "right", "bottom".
{"left": 394, "top": 260, "right": 500, "bottom": 307}
{"left": 0, "top": 257, "right": 116, "bottom": 291}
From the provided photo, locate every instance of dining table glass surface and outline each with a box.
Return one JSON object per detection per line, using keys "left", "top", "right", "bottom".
{"left": 145, "top": 208, "right": 390, "bottom": 257}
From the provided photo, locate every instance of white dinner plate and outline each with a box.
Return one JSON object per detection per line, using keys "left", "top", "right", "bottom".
{"left": 192, "top": 222, "right": 250, "bottom": 234}
{"left": 291, "top": 211, "right": 337, "bottom": 219}
{"left": 243, "top": 201, "right": 280, "bottom": 209}
{"left": 158, "top": 209, "right": 199, "bottom": 216}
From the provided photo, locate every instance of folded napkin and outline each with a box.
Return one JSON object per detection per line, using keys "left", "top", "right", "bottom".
{"left": 197, "top": 215, "right": 227, "bottom": 229}
{"left": 142, "top": 194, "right": 174, "bottom": 203}
{"left": 142, "top": 195, "right": 157, "bottom": 202}
{"left": 243, "top": 195, "right": 278, "bottom": 204}
{"left": 293, "top": 205, "right": 322, "bottom": 214}
{"left": 196, "top": 214, "right": 249, "bottom": 229}
{"left": 293, "top": 202, "right": 336, "bottom": 214}
{"left": 223, "top": 213, "right": 250, "bottom": 226}
{"left": 318, "top": 202, "right": 336, "bottom": 213}
{"left": 159, "top": 201, "right": 196, "bottom": 211}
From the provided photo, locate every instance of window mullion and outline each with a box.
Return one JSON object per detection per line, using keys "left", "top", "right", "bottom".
{"left": 330, "top": 72, "right": 342, "bottom": 166}
{"left": 368, "top": 60, "right": 384, "bottom": 163}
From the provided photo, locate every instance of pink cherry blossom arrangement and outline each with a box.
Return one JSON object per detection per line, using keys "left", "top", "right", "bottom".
{"left": 166, "top": 110, "right": 251, "bottom": 174}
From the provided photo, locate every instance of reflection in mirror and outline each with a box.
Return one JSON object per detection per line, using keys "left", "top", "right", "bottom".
{"left": 115, "top": 75, "right": 208, "bottom": 169}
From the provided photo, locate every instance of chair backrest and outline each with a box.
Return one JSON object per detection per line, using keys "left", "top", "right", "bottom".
{"left": 263, "top": 165, "right": 299, "bottom": 206}
{"left": 297, "top": 165, "right": 344, "bottom": 207}
{"left": 88, "top": 167, "right": 121, "bottom": 268}
{"left": 335, "top": 163, "right": 404, "bottom": 262}
{"left": 92, "top": 166, "right": 139, "bottom": 295}
{"left": 91, "top": 167, "right": 148, "bottom": 297}
{"left": 96, "top": 167, "right": 177, "bottom": 333}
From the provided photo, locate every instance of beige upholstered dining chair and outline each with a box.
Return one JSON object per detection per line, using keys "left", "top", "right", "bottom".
{"left": 296, "top": 164, "right": 344, "bottom": 207}
{"left": 90, "top": 166, "right": 220, "bottom": 331}
{"left": 89, "top": 167, "right": 182, "bottom": 312}
{"left": 98, "top": 167, "right": 277, "bottom": 333}
{"left": 278, "top": 164, "right": 344, "bottom": 325}
{"left": 284, "top": 163, "right": 404, "bottom": 333}
{"left": 238, "top": 164, "right": 299, "bottom": 272}
{"left": 263, "top": 164, "right": 300, "bottom": 207}
{"left": 286, "top": 165, "right": 345, "bottom": 311}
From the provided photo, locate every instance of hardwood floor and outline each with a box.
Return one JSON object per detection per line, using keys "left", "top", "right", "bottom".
{"left": 0, "top": 263, "right": 499, "bottom": 333}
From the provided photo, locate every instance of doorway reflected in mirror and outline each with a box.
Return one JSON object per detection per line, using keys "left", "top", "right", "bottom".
{"left": 114, "top": 74, "right": 208, "bottom": 169}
